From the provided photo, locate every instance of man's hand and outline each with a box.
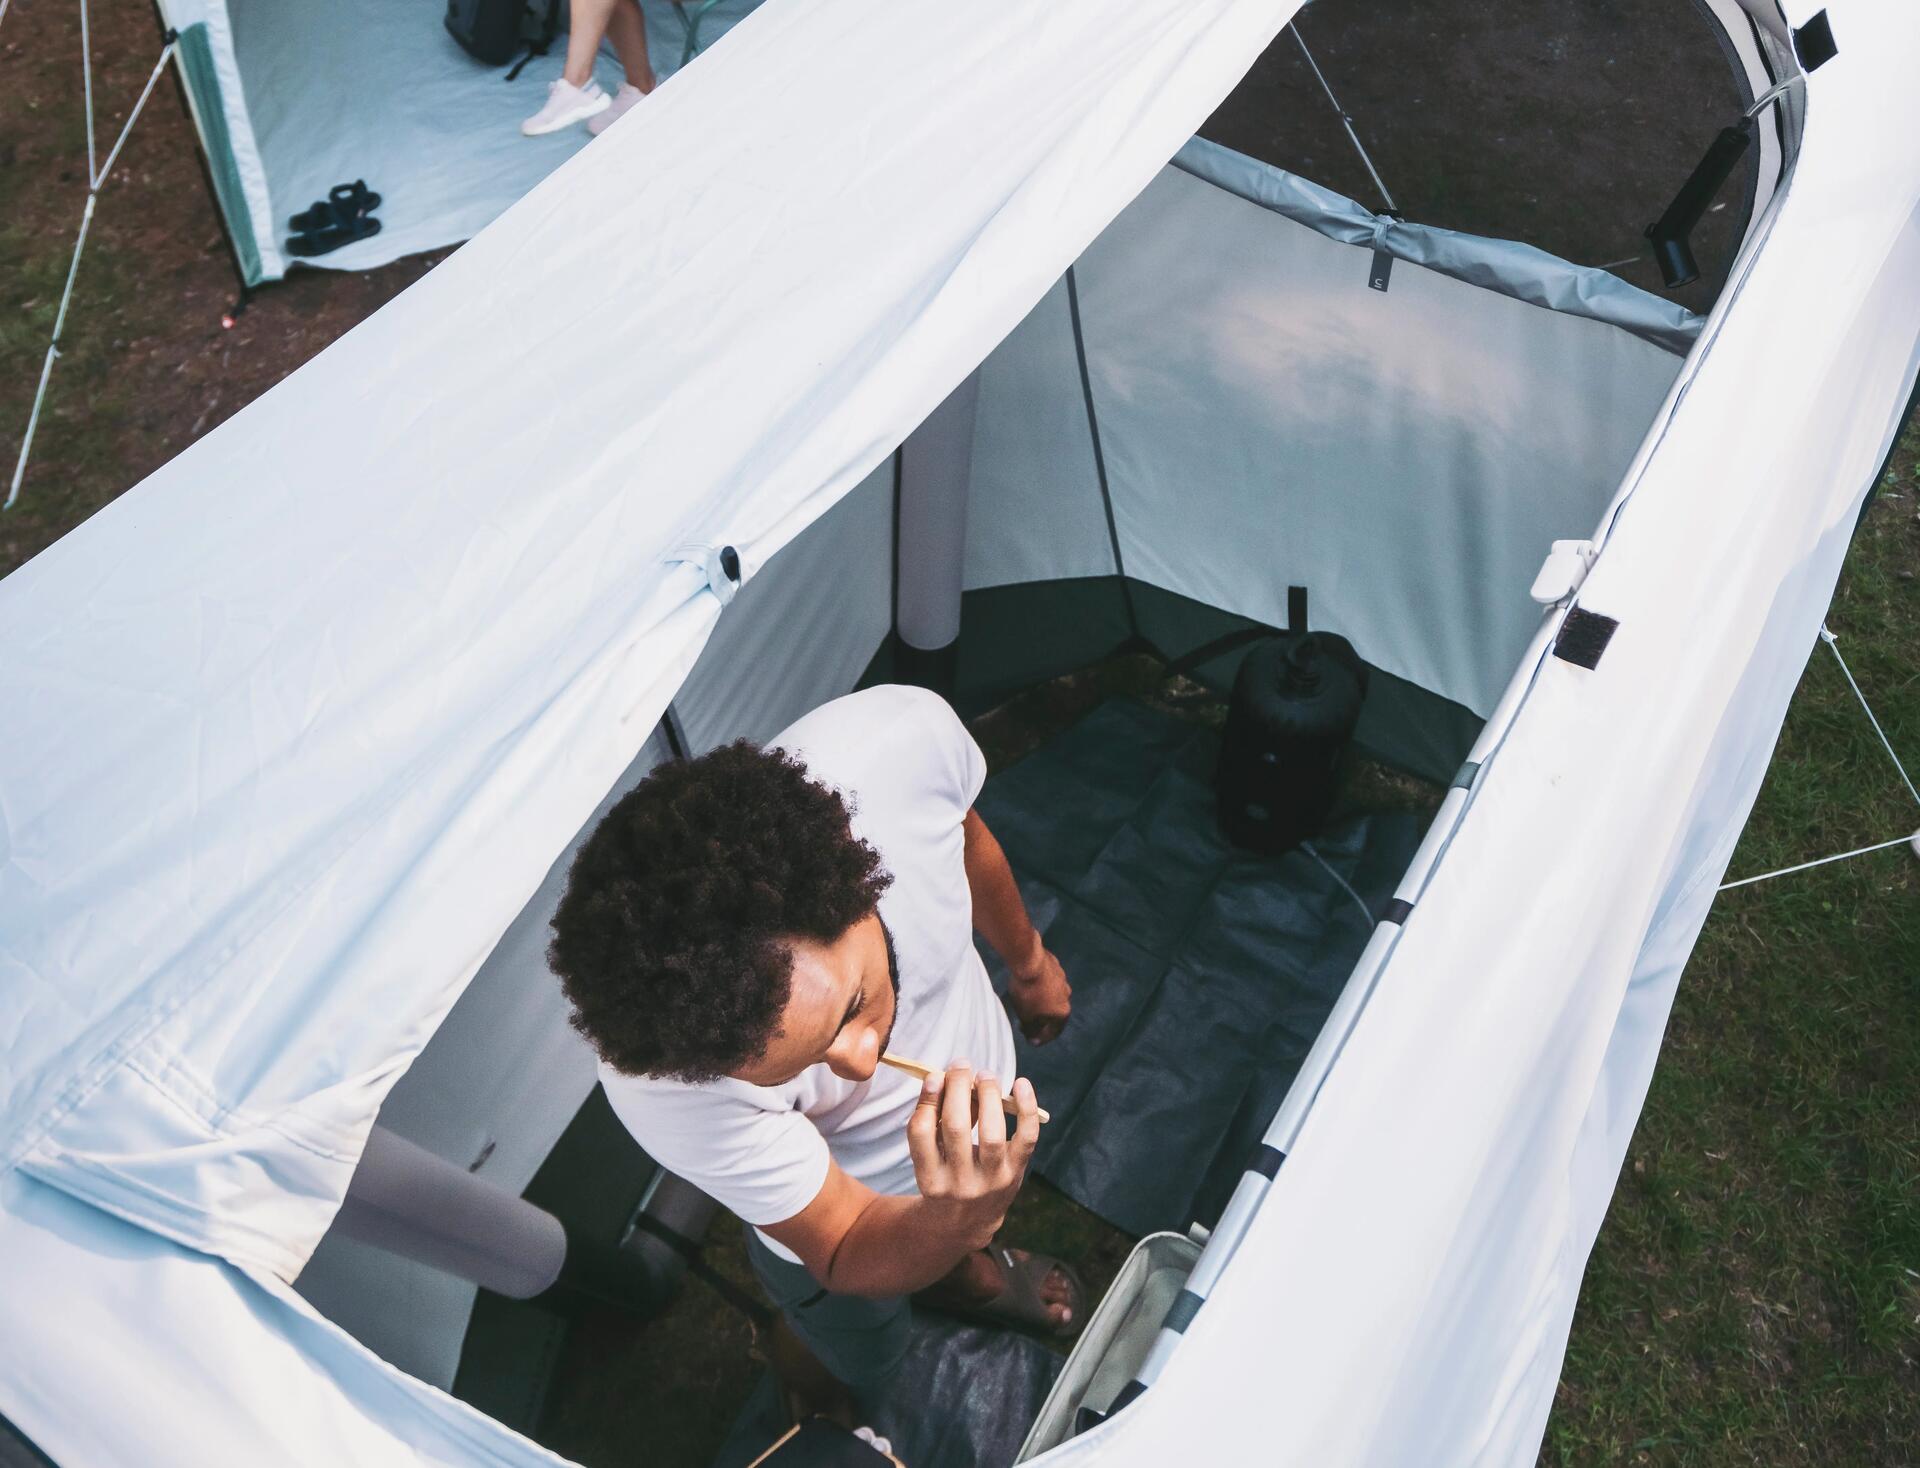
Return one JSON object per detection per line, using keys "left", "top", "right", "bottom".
{"left": 1008, "top": 939, "right": 1071, "bottom": 1045}
{"left": 907, "top": 1062, "right": 1041, "bottom": 1250}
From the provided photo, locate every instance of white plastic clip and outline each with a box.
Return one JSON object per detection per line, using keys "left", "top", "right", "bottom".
{"left": 666, "top": 542, "right": 743, "bottom": 606}
{"left": 1530, "top": 539, "right": 1597, "bottom": 607}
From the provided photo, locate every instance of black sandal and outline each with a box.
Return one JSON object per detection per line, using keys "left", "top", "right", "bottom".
{"left": 287, "top": 213, "right": 383, "bottom": 258}
{"left": 288, "top": 181, "right": 380, "bottom": 233}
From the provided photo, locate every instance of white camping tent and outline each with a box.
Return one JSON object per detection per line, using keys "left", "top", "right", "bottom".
{"left": 155, "top": 0, "right": 766, "bottom": 283}
{"left": 3, "top": 0, "right": 1918, "bottom": 1463}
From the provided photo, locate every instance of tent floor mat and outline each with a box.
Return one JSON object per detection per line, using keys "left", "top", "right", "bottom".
{"left": 974, "top": 697, "right": 1427, "bottom": 1237}
{"left": 711, "top": 1314, "right": 1061, "bottom": 1468}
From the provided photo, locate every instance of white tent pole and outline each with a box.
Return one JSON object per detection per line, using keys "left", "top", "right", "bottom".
{"left": 80, "top": 0, "right": 97, "bottom": 187}
{"left": 1289, "top": 22, "right": 1396, "bottom": 216}
{"left": 7, "top": 33, "right": 177, "bottom": 511}
{"left": 93, "top": 40, "right": 178, "bottom": 191}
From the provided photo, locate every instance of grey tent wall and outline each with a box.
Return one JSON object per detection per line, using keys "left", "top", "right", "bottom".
{"left": 671, "top": 460, "right": 896, "bottom": 753}
{"left": 921, "top": 150, "right": 1692, "bottom": 780}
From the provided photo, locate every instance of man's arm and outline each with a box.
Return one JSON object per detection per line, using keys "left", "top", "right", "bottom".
{"left": 763, "top": 1065, "right": 1041, "bottom": 1296}
{"left": 963, "top": 809, "right": 1071, "bottom": 1044}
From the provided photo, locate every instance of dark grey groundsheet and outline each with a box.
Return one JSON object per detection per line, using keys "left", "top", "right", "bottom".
{"left": 711, "top": 1317, "right": 1062, "bottom": 1468}
{"left": 975, "top": 698, "right": 1424, "bottom": 1237}
{"left": 713, "top": 698, "right": 1420, "bottom": 1468}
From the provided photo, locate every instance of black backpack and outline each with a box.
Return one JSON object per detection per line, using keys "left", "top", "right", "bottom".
{"left": 445, "top": 0, "right": 563, "bottom": 69}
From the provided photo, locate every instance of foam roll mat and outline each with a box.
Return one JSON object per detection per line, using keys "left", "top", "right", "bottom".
{"left": 975, "top": 699, "right": 1426, "bottom": 1236}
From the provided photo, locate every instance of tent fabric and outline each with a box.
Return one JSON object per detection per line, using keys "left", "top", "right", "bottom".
{"left": 1170, "top": 138, "right": 1705, "bottom": 355}
{"left": 1028, "top": 7, "right": 1920, "bottom": 1463}
{"left": 292, "top": 725, "right": 675, "bottom": 1390}
{"left": 4, "top": 2, "right": 1918, "bottom": 1467}
{"left": 0, "top": 0, "right": 1317, "bottom": 1461}
{"left": 974, "top": 698, "right": 1425, "bottom": 1237}
{"left": 968, "top": 161, "right": 1684, "bottom": 720}
{"left": 0, "top": 1171, "right": 578, "bottom": 1468}
{"left": 157, "top": 0, "right": 764, "bottom": 282}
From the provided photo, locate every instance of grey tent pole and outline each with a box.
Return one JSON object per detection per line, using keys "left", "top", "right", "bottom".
{"left": 893, "top": 370, "right": 981, "bottom": 696}
{"left": 1289, "top": 23, "right": 1397, "bottom": 217}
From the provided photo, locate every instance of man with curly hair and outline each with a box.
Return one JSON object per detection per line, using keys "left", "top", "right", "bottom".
{"left": 549, "top": 684, "right": 1080, "bottom": 1411}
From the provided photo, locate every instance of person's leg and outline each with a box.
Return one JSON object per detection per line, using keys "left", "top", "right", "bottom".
{"left": 744, "top": 1232, "right": 913, "bottom": 1411}
{"left": 563, "top": 0, "right": 619, "bottom": 86}
{"left": 604, "top": 0, "right": 657, "bottom": 93}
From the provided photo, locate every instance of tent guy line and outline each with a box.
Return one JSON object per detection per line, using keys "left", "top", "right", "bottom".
{"left": 1821, "top": 624, "right": 1920, "bottom": 809}
{"left": 6, "top": 3, "right": 178, "bottom": 510}
{"left": 1718, "top": 624, "right": 1920, "bottom": 891}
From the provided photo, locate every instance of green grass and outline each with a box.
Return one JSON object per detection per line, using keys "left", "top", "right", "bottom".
{"left": 1544, "top": 415, "right": 1920, "bottom": 1466}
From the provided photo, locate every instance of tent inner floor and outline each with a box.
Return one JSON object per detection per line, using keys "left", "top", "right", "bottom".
{"left": 500, "top": 653, "right": 1444, "bottom": 1468}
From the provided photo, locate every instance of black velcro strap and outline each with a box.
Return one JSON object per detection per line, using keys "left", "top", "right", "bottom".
{"left": 1794, "top": 10, "right": 1837, "bottom": 72}
{"left": 1450, "top": 760, "right": 1480, "bottom": 791}
{"left": 1288, "top": 585, "right": 1309, "bottom": 633}
{"left": 1248, "top": 1143, "right": 1285, "bottom": 1180}
{"left": 1163, "top": 1289, "right": 1205, "bottom": 1335}
{"left": 1553, "top": 607, "right": 1619, "bottom": 670}
{"left": 1381, "top": 897, "right": 1414, "bottom": 926}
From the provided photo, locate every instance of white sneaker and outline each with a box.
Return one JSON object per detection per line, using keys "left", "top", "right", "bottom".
{"left": 521, "top": 78, "right": 610, "bottom": 137}
{"left": 587, "top": 82, "right": 650, "bottom": 136}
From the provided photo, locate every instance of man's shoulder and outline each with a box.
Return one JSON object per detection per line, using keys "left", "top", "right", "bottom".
{"left": 773, "top": 685, "right": 975, "bottom": 802}
{"left": 772, "top": 684, "right": 956, "bottom": 756}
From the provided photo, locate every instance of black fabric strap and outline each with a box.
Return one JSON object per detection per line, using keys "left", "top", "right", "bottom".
{"left": 1288, "top": 584, "right": 1309, "bottom": 632}
{"left": 1163, "top": 1289, "right": 1205, "bottom": 1335}
{"left": 1381, "top": 897, "right": 1414, "bottom": 926}
{"left": 1248, "top": 1142, "right": 1285, "bottom": 1180}
{"left": 1065, "top": 266, "right": 1137, "bottom": 638}
{"left": 627, "top": 1212, "right": 775, "bottom": 1329}
{"left": 1162, "top": 624, "right": 1274, "bottom": 682}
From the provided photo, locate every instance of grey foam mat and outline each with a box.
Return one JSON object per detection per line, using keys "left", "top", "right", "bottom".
{"left": 712, "top": 1315, "right": 1061, "bottom": 1468}
{"left": 975, "top": 698, "right": 1425, "bottom": 1237}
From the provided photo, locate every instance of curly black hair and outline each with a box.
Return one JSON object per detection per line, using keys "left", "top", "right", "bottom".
{"left": 548, "top": 741, "right": 892, "bottom": 1083}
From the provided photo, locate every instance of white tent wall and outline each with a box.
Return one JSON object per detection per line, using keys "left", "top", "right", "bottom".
{"left": 1037, "top": 7, "right": 1920, "bottom": 1462}
{"left": 0, "top": 1170, "right": 577, "bottom": 1468}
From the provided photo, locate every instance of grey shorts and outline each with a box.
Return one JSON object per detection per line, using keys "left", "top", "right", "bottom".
{"left": 744, "top": 1229, "right": 912, "bottom": 1397}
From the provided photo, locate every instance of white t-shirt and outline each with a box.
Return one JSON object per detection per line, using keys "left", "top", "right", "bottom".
{"left": 599, "top": 685, "right": 1018, "bottom": 1262}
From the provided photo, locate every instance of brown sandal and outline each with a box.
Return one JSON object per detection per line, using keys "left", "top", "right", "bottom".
{"left": 949, "top": 1246, "right": 1086, "bottom": 1340}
